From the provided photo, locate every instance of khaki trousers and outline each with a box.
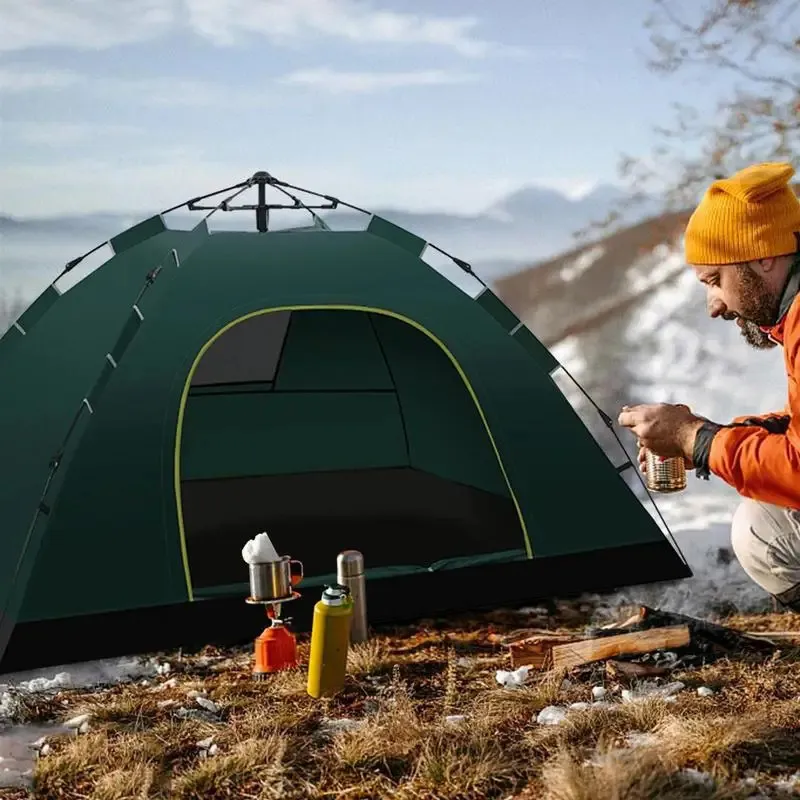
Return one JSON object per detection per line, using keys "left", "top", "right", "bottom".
{"left": 730, "top": 498, "right": 800, "bottom": 608}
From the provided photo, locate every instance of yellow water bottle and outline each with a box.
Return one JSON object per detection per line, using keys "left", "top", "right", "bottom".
{"left": 306, "top": 584, "right": 354, "bottom": 698}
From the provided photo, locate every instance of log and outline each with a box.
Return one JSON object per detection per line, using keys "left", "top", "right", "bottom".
{"left": 509, "top": 633, "right": 581, "bottom": 669}
{"left": 600, "top": 613, "right": 642, "bottom": 631}
{"left": 636, "top": 606, "right": 776, "bottom": 652}
{"left": 550, "top": 625, "right": 691, "bottom": 670}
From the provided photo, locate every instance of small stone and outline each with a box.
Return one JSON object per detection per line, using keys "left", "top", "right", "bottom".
{"left": 208, "top": 743, "right": 218, "bottom": 756}
{"left": 196, "top": 736, "right": 214, "bottom": 750}
{"left": 495, "top": 666, "right": 530, "bottom": 688}
{"left": 196, "top": 696, "right": 220, "bottom": 714}
{"left": 64, "top": 713, "right": 91, "bottom": 729}
{"left": 591, "top": 686, "right": 607, "bottom": 700}
{"left": 445, "top": 715, "right": 467, "bottom": 725}
{"left": 187, "top": 689, "right": 207, "bottom": 700}
{"left": 569, "top": 702, "right": 591, "bottom": 711}
{"left": 697, "top": 686, "right": 714, "bottom": 697}
{"left": 39, "top": 744, "right": 51, "bottom": 757}
{"left": 79, "top": 720, "right": 91, "bottom": 734}
{"left": 536, "top": 705, "right": 568, "bottom": 725}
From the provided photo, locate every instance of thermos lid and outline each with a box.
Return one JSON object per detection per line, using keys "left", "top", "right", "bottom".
{"left": 337, "top": 550, "right": 364, "bottom": 577}
{"left": 321, "top": 584, "right": 350, "bottom": 606}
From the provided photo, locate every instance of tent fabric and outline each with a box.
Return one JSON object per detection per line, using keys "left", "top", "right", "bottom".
{"left": 0, "top": 210, "right": 690, "bottom": 670}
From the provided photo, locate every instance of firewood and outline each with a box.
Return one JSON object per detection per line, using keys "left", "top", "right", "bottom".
{"left": 508, "top": 633, "right": 582, "bottom": 669}
{"left": 550, "top": 625, "right": 691, "bottom": 670}
{"left": 636, "top": 606, "right": 776, "bottom": 652}
{"left": 601, "top": 613, "right": 643, "bottom": 630}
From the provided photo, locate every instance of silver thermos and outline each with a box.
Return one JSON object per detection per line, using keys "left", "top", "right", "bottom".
{"left": 336, "top": 550, "right": 368, "bottom": 643}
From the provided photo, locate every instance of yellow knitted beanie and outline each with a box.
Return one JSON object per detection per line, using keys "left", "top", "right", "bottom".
{"left": 684, "top": 162, "right": 800, "bottom": 264}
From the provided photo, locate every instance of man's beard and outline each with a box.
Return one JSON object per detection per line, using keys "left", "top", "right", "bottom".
{"left": 733, "top": 265, "right": 780, "bottom": 350}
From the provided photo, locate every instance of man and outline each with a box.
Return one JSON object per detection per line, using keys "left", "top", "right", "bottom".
{"left": 618, "top": 161, "right": 800, "bottom": 610}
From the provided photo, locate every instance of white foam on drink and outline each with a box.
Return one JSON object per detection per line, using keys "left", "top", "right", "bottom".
{"left": 241, "top": 532, "right": 280, "bottom": 564}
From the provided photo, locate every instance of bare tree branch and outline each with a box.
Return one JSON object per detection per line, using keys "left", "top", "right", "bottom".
{"left": 578, "top": 0, "right": 799, "bottom": 241}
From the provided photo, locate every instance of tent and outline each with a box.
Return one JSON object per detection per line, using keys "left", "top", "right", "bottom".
{"left": 0, "top": 172, "right": 689, "bottom": 671}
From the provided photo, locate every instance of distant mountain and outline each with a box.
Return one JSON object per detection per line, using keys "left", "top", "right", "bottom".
{"left": 0, "top": 183, "right": 657, "bottom": 283}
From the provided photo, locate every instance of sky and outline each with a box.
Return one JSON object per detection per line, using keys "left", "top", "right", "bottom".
{"left": 0, "top": 0, "right": 739, "bottom": 218}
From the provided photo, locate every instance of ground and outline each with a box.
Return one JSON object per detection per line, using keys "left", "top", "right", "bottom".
{"left": 1, "top": 603, "right": 800, "bottom": 800}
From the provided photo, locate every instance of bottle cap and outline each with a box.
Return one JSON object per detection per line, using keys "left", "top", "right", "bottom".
{"left": 321, "top": 584, "right": 350, "bottom": 606}
{"left": 337, "top": 550, "right": 364, "bottom": 578}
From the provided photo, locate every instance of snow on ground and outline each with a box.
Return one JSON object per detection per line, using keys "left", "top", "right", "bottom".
{"left": 0, "top": 656, "right": 161, "bottom": 787}
{"left": 559, "top": 245, "right": 605, "bottom": 282}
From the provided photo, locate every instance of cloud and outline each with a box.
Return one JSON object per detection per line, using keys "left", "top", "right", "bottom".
{"left": 0, "top": 63, "right": 271, "bottom": 107}
{"left": 4, "top": 121, "right": 144, "bottom": 146}
{"left": 184, "top": 0, "right": 508, "bottom": 57}
{"left": 0, "top": 65, "right": 81, "bottom": 92}
{"left": 94, "top": 76, "right": 268, "bottom": 107}
{"left": 0, "top": 0, "right": 175, "bottom": 53}
{"left": 280, "top": 67, "right": 478, "bottom": 94}
{"left": 0, "top": 0, "right": 515, "bottom": 58}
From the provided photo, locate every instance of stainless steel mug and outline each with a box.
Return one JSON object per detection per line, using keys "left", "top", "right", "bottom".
{"left": 249, "top": 555, "right": 303, "bottom": 601}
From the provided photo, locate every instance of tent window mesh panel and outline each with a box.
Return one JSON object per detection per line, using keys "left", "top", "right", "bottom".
{"left": 190, "top": 311, "right": 291, "bottom": 386}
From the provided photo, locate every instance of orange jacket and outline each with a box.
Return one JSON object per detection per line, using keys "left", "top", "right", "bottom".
{"left": 693, "top": 255, "right": 800, "bottom": 510}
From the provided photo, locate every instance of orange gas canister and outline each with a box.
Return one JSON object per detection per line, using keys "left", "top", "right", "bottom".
{"left": 254, "top": 618, "right": 298, "bottom": 677}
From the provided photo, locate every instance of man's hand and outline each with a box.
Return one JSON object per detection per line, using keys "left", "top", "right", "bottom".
{"left": 617, "top": 403, "right": 706, "bottom": 467}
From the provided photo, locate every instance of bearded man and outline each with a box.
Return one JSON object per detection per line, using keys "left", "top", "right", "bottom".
{"left": 618, "top": 161, "right": 800, "bottom": 611}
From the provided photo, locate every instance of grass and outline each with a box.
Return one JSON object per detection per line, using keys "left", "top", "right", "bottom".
{"left": 3, "top": 606, "right": 800, "bottom": 799}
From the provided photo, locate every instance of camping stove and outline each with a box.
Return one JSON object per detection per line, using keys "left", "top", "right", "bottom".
{"left": 246, "top": 556, "right": 303, "bottom": 679}
{"left": 247, "top": 593, "right": 301, "bottom": 678}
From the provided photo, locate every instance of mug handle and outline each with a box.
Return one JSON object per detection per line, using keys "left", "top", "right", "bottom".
{"left": 290, "top": 559, "right": 304, "bottom": 586}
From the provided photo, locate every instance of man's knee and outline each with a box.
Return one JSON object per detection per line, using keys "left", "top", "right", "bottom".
{"left": 730, "top": 499, "right": 800, "bottom": 603}
{"left": 730, "top": 499, "right": 767, "bottom": 571}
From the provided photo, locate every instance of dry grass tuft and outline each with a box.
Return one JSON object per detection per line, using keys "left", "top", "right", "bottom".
{"left": 33, "top": 729, "right": 164, "bottom": 797}
{"left": 79, "top": 691, "right": 163, "bottom": 730}
{"left": 471, "top": 668, "right": 564, "bottom": 725}
{"left": 401, "top": 718, "right": 532, "bottom": 799}
{"left": 90, "top": 764, "right": 159, "bottom": 800}
{"left": 656, "top": 701, "right": 800, "bottom": 776}
{"left": 536, "top": 748, "right": 743, "bottom": 800}
{"left": 331, "top": 672, "right": 424, "bottom": 779}
{"left": 347, "top": 638, "right": 395, "bottom": 676}
{"left": 171, "top": 733, "right": 290, "bottom": 800}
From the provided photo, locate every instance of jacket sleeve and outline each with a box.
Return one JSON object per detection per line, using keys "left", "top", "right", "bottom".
{"left": 692, "top": 319, "right": 800, "bottom": 509}
{"left": 730, "top": 405, "right": 791, "bottom": 431}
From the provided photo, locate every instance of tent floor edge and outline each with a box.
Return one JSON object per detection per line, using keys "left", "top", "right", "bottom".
{"left": 1, "top": 540, "right": 690, "bottom": 674}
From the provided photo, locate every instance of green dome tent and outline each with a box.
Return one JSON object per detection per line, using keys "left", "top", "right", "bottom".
{"left": 0, "top": 172, "right": 689, "bottom": 671}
